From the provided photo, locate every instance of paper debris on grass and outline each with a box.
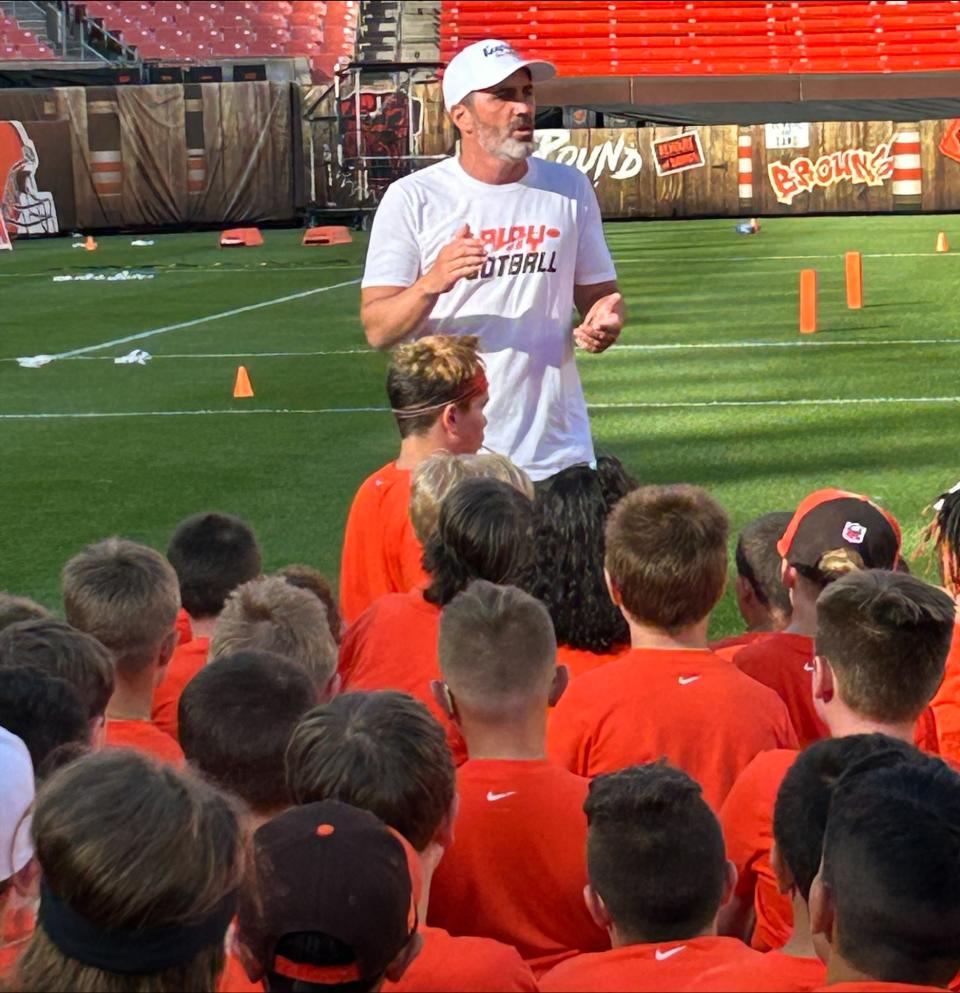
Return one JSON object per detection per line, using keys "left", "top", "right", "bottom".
{"left": 114, "top": 349, "right": 152, "bottom": 366}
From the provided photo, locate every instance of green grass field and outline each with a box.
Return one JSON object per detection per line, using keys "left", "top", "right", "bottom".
{"left": 3, "top": 213, "right": 959, "bottom": 636}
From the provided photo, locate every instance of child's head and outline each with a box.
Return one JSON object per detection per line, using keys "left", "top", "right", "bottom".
{"left": 17, "top": 750, "right": 243, "bottom": 993}
{"left": 778, "top": 489, "right": 900, "bottom": 606}
{"left": 410, "top": 451, "right": 533, "bottom": 547}
{"left": 604, "top": 485, "right": 729, "bottom": 634}
{"left": 813, "top": 570, "right": 955, "bottom": 730}
{"left": 733, "top": 511, "right": 793, "bottom": 631}
{"left": 0, "top": 619, "right": 114, "bottom": 734}
{"left": 210, "top": 577, "right": 339, "bottom": 698}
{"left": 423, "top": 477, "right": 534, "bottom": 608}
{"left": 811, "top": 754, "right": 960, "bottom": 988}
{"left": 278, "top": 565, "right": 343, "bottom": 644}
{"left": 0, "top": 727, "right": 35, "bottom": 916}
{"left": 0, "top": 592, "right": 52, "bottom": 632}
{"left": 437, "top": 580, "right": 563, "bottom": 725}
{"left": 773, "top": 734, "right": 919, "bottom": 910}
{"left": 926, "top": 480, "right": 960, "bottom": 596}
{"left": 583, "top": 764, "right": 734, "bottom": 945}
{"left": 237, "top": 801, "right": 421, "bottom": 993}
{"left": 387, "top": 335, "right": 487, "bottom": 453}
{"left": 62, "top": 538, "right": 180, "bottom": 687}
{"left": 179, "top": 650, "right": 318, "bottom": 823}
{"left": 0, "top": 667, "right": 90, "bottom": 779}
{"left": 286, "top": 691, "right": 456, "bottom": 855}
{"left": 167, "top": 512, "right": 262, "bottom": 621}
{"left": 531, "top": 458, "right": 636, "bottom": 653}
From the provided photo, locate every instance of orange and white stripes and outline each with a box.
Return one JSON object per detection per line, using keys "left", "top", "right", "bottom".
{"left": 892, "top": 129, "right": 922, "bottom": 200}
{"left": 187, "top": 147, "right": 206, "bottom": 194}
{"left": 90, "top": 149, "right": 122, "bottom": 198}
{"left": 738, "top": 133, "right": 753, "bottom": 200}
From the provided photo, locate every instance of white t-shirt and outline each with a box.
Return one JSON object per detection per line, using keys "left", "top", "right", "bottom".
{"left": 361, "top": 155, "right": 617, "bottom": 481}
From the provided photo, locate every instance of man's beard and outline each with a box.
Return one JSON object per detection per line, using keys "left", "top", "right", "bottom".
{"left": 476, "top": 118, "right": 535, "bottom": 161}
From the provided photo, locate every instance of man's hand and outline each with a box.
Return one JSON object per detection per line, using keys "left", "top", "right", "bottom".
{"left": 422, "top": 224, "right": 487, "bottom": 294}
{"left": 574, "top": 292, "right": 625, "bottom": 353}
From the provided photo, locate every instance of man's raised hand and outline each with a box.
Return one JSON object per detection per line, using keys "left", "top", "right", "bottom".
{"left": 574, "top": 292, "right": 625, "bottom": 353}
{"left": 423, "top": 224, "right": 487, "bottom": 294}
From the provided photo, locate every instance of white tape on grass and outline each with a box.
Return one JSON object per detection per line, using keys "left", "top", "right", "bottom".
{"left": 16, "top": 278, "right": 361, "bottom": 365}
{"left": 5, "top": 336, "right": 957, "bottom": 363}
{"left": 3, "top": 395, "right": 960, "bottom": 421}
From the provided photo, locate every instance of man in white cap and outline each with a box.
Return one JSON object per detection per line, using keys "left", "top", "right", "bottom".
{"left": 0, "top": 726, "right": 36, "bottom": 976}
{"left": 361, "top": 39, "right": 624, "bottom": 482}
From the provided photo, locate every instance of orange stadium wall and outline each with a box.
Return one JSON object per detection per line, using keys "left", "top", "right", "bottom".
{"left": 530, "top": 120, "right": 960, "bottom": 218}
{"left": 0, "top": 81, "right": 305, "bottom": 232}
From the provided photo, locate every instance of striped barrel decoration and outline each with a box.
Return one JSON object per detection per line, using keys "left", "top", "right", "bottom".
{"left": 187, "top": 148, "right": 207, "bottom": 194}
{"left": 891, "top": 129, "right": 922, "bottom": 209}
{"left": 738, "top": 131, "right": 753, "bottom": 201}
{"left": 90, "top": 149, "right": 122, "bottom": 198}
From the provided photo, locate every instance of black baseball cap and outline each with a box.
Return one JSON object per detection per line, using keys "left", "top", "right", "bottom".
{"left": 238, "top": 801, "right": 418, "bottom": 986}
{"left": 778, "top": 488, "right": 901, "bottom": 574}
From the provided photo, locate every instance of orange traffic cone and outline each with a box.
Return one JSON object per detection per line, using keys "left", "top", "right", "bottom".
{"left": 232, "top": 366, "right": 254, "bottom": 399}
{"left": 937, "top": 231, "right": 950, "bottom": 253}
{"left": 84, "top": 235, "right": 98, "bottom": 251}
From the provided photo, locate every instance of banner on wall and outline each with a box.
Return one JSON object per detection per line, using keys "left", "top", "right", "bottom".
{"left": 0, "top": 120, "right": 59, "bottom": 246}
{"left": 530, "top": 119, "right": 960, "bottom": 219}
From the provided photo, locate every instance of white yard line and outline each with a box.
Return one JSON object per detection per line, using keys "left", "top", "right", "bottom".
{"left": 5, "top": 336, "right": 957, "bottom": 364}
{"left": 3, "top": 395, "right": 960, "bottom": 420}
{"left": 19, "top": 279, "right": 361, "bottom": 363}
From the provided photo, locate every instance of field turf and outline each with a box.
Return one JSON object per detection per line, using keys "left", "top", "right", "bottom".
{"left": 2, "top": 213, "right": 959, "bottom": 636}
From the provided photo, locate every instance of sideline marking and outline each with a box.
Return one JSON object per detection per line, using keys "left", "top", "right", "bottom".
{"left": 17, "top": 278, "right": 361, "bottom": 363}
{"left": 5, "top": 336, "right": 958, "bottom": 363}
{"left": 3, "top": 396, "right": 960, "bottom": 420}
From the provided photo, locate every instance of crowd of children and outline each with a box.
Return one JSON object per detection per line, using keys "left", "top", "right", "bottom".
{"left": 3, "top": 334, "right": 960, "bottom": 992}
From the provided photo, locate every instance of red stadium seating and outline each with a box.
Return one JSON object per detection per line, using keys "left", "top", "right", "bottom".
{"left": 440, "top": 1, "right": 960, "bottom": 75}
{"left": 0, "top": 13, "right": 57, "bottom": 60}
{"left": 71, "top": 0, "right": 357, "bottom": 78}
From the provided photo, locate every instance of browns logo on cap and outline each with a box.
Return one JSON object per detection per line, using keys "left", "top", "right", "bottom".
{"left": 778, "top": 488, "right": 901, "bottom": 574}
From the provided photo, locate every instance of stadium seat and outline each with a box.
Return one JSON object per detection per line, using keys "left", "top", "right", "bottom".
{"left": 440, "top": 0, "right": 960, "bottom": 75}
{"left": 60, "top": 0, "right": 356, "bottom": 76}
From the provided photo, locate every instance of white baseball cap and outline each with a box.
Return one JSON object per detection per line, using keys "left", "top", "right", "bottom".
{"left": 442, "top": 39, "right": 556, "bottom": 111}
{"left": 0, "top": 726, "right": 34, "bottom": 881}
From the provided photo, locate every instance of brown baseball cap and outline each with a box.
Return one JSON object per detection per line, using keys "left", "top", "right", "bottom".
{"left": 777, "top": 488, "right": 901, "bottom": 574}
{"left": 238, "top": 800, "right": 418, "bottom": 986}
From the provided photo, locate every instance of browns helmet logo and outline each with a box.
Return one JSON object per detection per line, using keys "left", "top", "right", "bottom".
{"left": 0, "top": 120, "right": 59, "bottom": 246}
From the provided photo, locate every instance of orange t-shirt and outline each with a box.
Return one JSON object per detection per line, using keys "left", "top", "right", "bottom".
{"left": 547, "top": 648, "right": 798, "bottom": 811}
{"left": 384, "top": 925, "right": 538, "bottom": 993}
{"left": 339, "top": 462, "right": 428, "bottom": 627}
{"left": 339, "top": 591, "right": 466, "bottom": 764}
{"left": 931, "top": 624, "right": 960, "bottom": 764}
{"left": 105, "top": 718, "right": 185, "bottom": 766}
{"left": 152, "top": 636, "right": 210, "bottom": 741}
{"left": 557, "top": 644, "right": 628, "bottom": 682}
{"left": 219, "top": 952, "right": 264, "bottom": 993}
{"left": 733, "top": 633, "right": 828, "bottom": 748}
{"left": 720, "top": 749, "right": 800, "bottom": 952}
{"left": 813, "top": 985, "right": 946, "bottom": 992}
{"left": 0, "top": 905, "right": 33, "bottom": 985}
{"left": 539, "top": 935, "right": 788, "bottom": 992}
{"left": 711, "top": 631, "right": 774, "bottom": 662}
{"left": 176, "top": 607, "right": 193, "bottom": 646}
{"left": 429, "top": 759, "right": 607, "bottom": 975}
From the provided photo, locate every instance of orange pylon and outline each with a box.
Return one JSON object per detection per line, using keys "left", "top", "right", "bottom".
{"left": 233, "top": 366, "right": 254, "bottom": 399}
{"left": 845, "top": 252, "right": 863, "bottom": 310}
{"left": 799, "top": 269, "right": 818, "bottom": 334}
{"left": 936, "top": 231, "right": 950, "bottom": 253}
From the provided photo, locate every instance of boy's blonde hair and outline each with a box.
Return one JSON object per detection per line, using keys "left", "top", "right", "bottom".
{"left": 62, "top": 538, "right": 180, "bottom": 677}
{"left": 210, "top": 577, "right": 337, "bottom": 690}
{"left": 409, "top": 451, "right": 534, "bottom": 545}
{"left": 387, "top": 335, "right": 486, "bottom": 438}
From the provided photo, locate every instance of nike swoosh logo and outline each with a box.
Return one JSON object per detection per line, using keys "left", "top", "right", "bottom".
{"left": 486, "top": 791, "right": 516, "bottom": 802}
{"left": 804, "top": 663, "right": 815, "bottom": 672}
{"left": 678, "top": 676, "right": 700, "bottom": 686}
{"left": 655, "top": 946, "right": 686, "bottom": 962}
